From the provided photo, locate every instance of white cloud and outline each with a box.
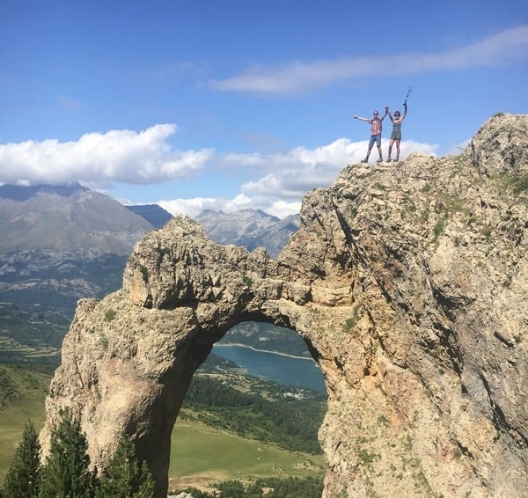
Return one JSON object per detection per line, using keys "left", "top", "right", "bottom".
{"left": 0, "top": 124, "right": 213, "bottom": 187}
{"left": 157, "top": 194, "right": 301, "bottom": 220}
{"left": 221, "top": 138, "right": 363, "bottom": 197}
{"left": 3, "top": 124, "right": 438, "bottom": 220}
{"left": 207, "top": 26, "right": 528, "bottom": 95}
{"left": 157, "top": 197, "right": 220, "bottom": 217}
{"left": 156, "top": 137, "right": 437, "bottom": 218}
{"left": 227, "top": 138, "right": 437, "bottom": 198}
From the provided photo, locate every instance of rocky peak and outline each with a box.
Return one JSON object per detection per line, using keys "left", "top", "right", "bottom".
{"left": 466, "top": 112, "right": 528, "bottom": 176}
{"left": 195, "top": 208, "right": 300, "bottom": 258}
{"left": 41, "top": 114, "right": 528, "bottom": 498}
{"left": 0, "top": 183, "right": 155, "bottom": 255}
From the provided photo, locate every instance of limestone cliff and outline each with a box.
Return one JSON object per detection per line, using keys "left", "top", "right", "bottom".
{"left": 41, "top": 113, "right": 528, "bottom": 498}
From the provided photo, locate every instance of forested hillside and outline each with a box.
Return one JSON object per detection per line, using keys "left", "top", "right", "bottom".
{"left": 182, "top": 373, "right": 325, "bottom": 454}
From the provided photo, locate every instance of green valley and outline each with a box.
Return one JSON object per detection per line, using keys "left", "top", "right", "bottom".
{"left": 0, "top": 355, "right": 326, "bottom": 494}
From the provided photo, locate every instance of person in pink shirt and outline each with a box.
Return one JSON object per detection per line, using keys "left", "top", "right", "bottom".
{"left": 354, "top": 107, "right": 389, "bottom": 164}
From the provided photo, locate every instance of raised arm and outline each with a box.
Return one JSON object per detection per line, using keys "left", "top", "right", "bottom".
{"left": 354, "top": 115, "right": 370, "bottom": 122}
{"left": 401, "top": 101, "right": 408, "bottom": 121}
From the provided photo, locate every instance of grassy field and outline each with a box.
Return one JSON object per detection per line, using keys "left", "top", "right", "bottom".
{"left": 169, "top": 419, "right": 324, "bottom": 492}
{"left": 0, "top": 365, "right": 51, "bottom": 483}
{"left": 0, "top": 365, "right": 325, "bottom": 490}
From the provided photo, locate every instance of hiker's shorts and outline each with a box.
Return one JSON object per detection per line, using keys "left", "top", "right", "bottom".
{"left": 369, "top": 133, "right": 381, "bottom": 148}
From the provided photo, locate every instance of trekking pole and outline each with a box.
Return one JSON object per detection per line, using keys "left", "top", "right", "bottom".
{"left": 403, "top": 85, "right": 413, "bottom": 105}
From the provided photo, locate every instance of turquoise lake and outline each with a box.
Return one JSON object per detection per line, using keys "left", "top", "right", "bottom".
{"left": 212, "top": 344, "right": 327, "bottom": 395}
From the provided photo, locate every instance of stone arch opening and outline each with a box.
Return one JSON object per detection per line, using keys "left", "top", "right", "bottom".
{"left": 168, "top": 319, "right": 328, "bottom": 491}
{"left": 41, "top": 292, "right": 331, "bottom": 498}
{"left": 40, "top": 216, "right": 339, "bottom": 498}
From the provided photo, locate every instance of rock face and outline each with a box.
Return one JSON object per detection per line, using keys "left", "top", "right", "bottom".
{"left": 41, "top": 114, "right": 528, "bottom": 498}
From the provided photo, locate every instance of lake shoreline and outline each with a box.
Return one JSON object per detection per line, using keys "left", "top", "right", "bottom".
{"left": 215, "top": 342, "right": 314, "bottom": 362}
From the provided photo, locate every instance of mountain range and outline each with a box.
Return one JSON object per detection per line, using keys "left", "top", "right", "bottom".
{"left": 0, "top": 183, "right": 153, "bottom": 255}
{"left": 0, "top": 182, "right": 299, "bottom": 257}
{"left": 0, "top": 182, "right": 299, "bottom": 362}
{"left": 195, "top": 208, "right": 300, "bottom": 259}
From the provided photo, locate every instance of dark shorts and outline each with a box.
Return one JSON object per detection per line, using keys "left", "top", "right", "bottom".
{"left": 390, "top": 130, "right": 402, "bottom": 140}
{"left": 369, "top": 133, "right": 381, "bottom": 148}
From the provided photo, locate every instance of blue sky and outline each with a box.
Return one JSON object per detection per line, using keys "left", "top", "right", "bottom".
{"left": 1, "top": 1, "right": 527, "bottom": 218}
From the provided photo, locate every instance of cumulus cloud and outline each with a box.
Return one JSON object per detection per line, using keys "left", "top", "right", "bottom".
{"left": 3, "top": 125, "right": 439, "bottom": 220}
{"left": 156, "top": 137, "right": 437, "bottom": 218}
{"left": 0, "top": 124, "right": 213, "bottom": 187}
{"left": 207, "top": 26, "right": 528, "bottom": 95}
{"left": 224, "top": 138, "right": 437, "bottom": 199}
{"left": 157, "top": 194, "right": 301, "bottom": 219}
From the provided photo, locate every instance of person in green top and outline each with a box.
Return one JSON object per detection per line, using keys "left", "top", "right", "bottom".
{"left": 387, "top": 100, "right": 408, "bottom": 162}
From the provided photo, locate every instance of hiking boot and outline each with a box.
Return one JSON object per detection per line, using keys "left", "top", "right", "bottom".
{"left": 376, "top": 157, "right": 383, "bottom": 163}
{"left": 361, "top": 158, "right": 368, "bottom": 163}
{"left": 387, "top": 158, "right": 392, "bottom": 163}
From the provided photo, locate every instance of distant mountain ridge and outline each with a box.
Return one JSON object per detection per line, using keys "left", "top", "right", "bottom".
{"left": 0, "top": 182, "right": 154, "bottom": 255}
{"left": 0, "top": 182, "right": 89, "bottom": 202}
{"left": 0, "top": 183, "right": 156, "bottom": 348}
{"left": 0, "top": 182, "right": 300, "bottom": 262}
{"left": 125, "top": 204, "right": 174, "bottom": 229}
{"left": 196, "top": 208, "right": 300, "bottom": 258}
{"left": 0, "top": 183, "right": 300, "bottom": 364}
{"left": 126, "top": 205, "right": 301, "bottom": 258}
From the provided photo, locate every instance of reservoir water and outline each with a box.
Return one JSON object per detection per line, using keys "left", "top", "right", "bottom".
{"left": 213, "top": 344, "right": 326, "bottom": 395}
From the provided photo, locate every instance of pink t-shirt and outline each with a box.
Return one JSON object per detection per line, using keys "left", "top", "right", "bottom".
{"left": 369, "top": 117, "right": 382, "bottom": 135}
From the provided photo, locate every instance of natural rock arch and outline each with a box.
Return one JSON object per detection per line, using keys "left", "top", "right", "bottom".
{"left": 41, "top": 216, "right": 339, "bottom": 498}
{"left": 41, "top": 114, "right": 528, "bottom": 498}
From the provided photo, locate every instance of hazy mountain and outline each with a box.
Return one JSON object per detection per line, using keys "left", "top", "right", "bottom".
{"left": 196, "top": 208, "right": 300, "bottom": 258}
{"left": 125, "top": 204, "right": 174, "bottom": 229}
{"left": 0, "top": 183, "right": 155, "bottom": 255}
{"left": 0, "top": 183, "right": 158, "bottom": 355}
{"left": 0, "top": 185, "right": 299, "bottom": 364}
{"left": 124, "top": 205, "right": 301, "bottom": 257}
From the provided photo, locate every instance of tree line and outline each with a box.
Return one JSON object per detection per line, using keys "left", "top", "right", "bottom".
{"left": 182, "top": 374, "right": 326, "bottom": 454}
{"left": 1, "top": 410, "right": 154, "bottom": 498}
{"left": 1, "top": 366, "right": 327, "bottom": 497}
{"left": 2, "top": 412, "right": 324, "bottom": 498}
{"left": 172, "top": 476, "right": 324, "bottom": 498}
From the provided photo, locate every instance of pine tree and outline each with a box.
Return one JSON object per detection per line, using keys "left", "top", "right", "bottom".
{"left": 2, "top": 420, "right": 41, "bottom": 498}
{"left": 38, "top": 408, "right": 96, "bottom": 498}
{"left": 96, "top": 433, "right": 155, "bottom": 498}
